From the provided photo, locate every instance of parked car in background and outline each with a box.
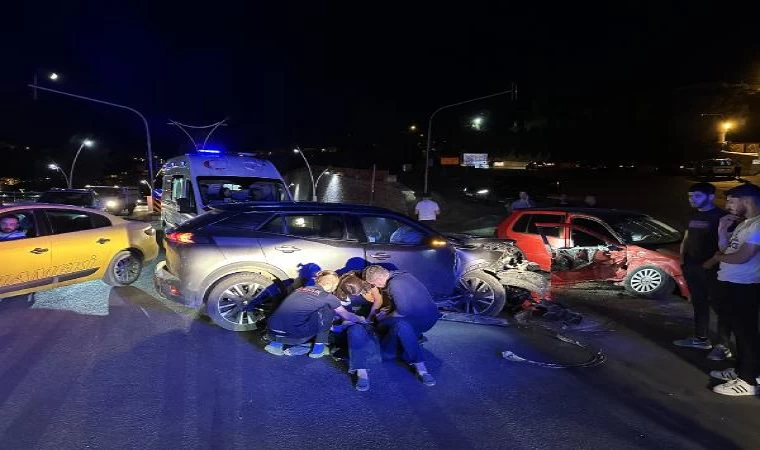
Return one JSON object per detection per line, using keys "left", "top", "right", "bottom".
{"left": 0, "top": 204, "right": 158, "bottom": 299}
{"left": 38, "top": 188, "right": 102, "bottom": 210}
{"left": 497, "top": 207, "right": 687, "bottom": 299}
{"left": 88, "top": 185, "right": 141, "bottom": 215}
{"left": 154, "top": 202, "right": 547, "bottom": 331}
{"left": 694, "top": 158, "right": 740, "bottom": 177}
{"left": 461, "top": 175, "right": 560, "bottom": 205}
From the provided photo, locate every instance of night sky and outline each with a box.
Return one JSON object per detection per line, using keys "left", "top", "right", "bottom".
{"left": 2, "top": 2, "right": 760, "bottom": 178}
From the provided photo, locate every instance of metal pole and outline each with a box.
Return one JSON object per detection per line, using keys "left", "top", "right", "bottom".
{"left": 27, "top": 84, "right": 155, "bottom": 182}
{"left": 423, "top": 87, "right": 516, "bottom": 194}
{"left": 370, "top": 164, "right": 376, "bottom": 205}
{"left": 315, "top": 168, "right": 329, "bottom": 190}
{"left": 68, "top": 142, "right": 87, "bottom": 188}
{"left": 295, "top": 148, "right": 317, "bottom": 201}
{"left": 50, "top": 163, "right": 70, "bottom": 187}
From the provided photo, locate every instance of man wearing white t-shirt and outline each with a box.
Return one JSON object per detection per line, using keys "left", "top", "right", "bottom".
{"left": 414, "top": 193, "right": 440, "bottom": 223}
{"left": 703, "top": 183, "right": 760, "bottom": 396}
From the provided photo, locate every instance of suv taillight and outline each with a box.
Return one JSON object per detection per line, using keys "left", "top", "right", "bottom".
{"left": 165, "top": 232, "right": 210, "bottom": 244}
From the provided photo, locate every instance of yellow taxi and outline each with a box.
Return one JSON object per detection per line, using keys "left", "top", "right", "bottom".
{"left": 0, "top": 203, "right": 158, "bottom": 299}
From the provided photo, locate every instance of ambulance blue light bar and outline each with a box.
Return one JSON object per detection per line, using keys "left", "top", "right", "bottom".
{"left": 197, "top": 149, "right": 221, "bottom": 154}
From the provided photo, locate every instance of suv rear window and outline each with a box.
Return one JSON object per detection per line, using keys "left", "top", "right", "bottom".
{"left": 171, "top": 211, "right": 227, "bottom": 232}
{"left": 213, "top": 212, "right": 274, "bottom": 231}
{"left": 261, "top": 214, "right": 347, "bottom": 240}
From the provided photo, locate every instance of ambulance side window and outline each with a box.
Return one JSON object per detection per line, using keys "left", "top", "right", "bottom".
{"left": 171, "top": 176, "right": 185, "bottom": 200}
{"left": 162, "top": 176, "right": 173, "bottom": 200}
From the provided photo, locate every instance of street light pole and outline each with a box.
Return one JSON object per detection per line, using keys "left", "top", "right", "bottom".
{"left": 69, "top": 140, "right": 93, "bottom": 188}
{"left": 27, "top": 84, "right": 155, "bottom": 182}
{"left": 48, "top": 163, "right": 70, "bottom": 187}
{"left": 315, "top": 168, "right": 330, "bottom": 190}
{"left": 423, "top": 85, "right": 517, "bottom": 194}
{"left": 294, "top": 148, "right": 317, "bottom": 201}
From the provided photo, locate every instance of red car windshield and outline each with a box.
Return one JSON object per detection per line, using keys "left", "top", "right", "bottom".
{"left": 599, "top": 213, "right": 681, "bottom": 245}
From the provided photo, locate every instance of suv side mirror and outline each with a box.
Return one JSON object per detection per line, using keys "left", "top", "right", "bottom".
{"left": 177, "top": 197, "right": 193, "bottom": 214}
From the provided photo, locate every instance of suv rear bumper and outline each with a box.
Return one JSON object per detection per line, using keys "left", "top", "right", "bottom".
{"left": 154, "top": 261, "right": 198, "bottom": 308}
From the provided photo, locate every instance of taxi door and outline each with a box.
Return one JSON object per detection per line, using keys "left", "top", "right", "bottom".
{"left": 42, "top": 209, "right": 124, "bottom": 286}
{"left": 0, "top": 209, "right": 52, "bottom": 297}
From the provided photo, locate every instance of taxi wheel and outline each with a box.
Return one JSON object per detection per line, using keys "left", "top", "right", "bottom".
{"left": 103, "top": 250, "right": 143, "bottom": 286}
{"left": 206, "top": 272, "right": 283, "bottom": 332}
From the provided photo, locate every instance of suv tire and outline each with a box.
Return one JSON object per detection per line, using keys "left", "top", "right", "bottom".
{"left": 206, "top": 272, "right": 284, "bottom": 332}
{"left": 624, "top": 265, "right": 674, "bottom": 299}
{"left": 454, "top": 270, "right": 506, "bottom": 316}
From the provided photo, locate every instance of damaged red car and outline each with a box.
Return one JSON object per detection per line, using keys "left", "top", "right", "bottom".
{"left": 496, "top": 208, "right": 688, "bottom": 298}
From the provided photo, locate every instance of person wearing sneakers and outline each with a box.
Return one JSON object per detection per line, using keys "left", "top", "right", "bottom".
{"left": 702, "top": 183, "right": 760, "bottom": 396}
{"left": 333, "top": 272, "right": 384, "bottom": 391}
{"left": 673, "top": 183, "right": 732, "bottom": 360}
{"left": 265, "top": 270, "right": 366, "bottom": 358}
{"left": 363, "top": 265, "right": 439, "bottom": 387}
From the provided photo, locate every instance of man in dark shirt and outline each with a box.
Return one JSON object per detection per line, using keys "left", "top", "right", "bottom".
{"left": 265, "top": 270, "right": 366, "bottom": 358}
{"left": 673, "top": 183, "right": 731, "bottom": 360}
{"left": 363, "top": 265, "right": 439, "bottom": 386}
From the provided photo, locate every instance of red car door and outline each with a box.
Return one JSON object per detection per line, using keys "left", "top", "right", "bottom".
{"left": 499, "top": 212, "right": 566, "bottom": 270}
{"left": 536, "top": 223, "right": 627, "bottom": 287}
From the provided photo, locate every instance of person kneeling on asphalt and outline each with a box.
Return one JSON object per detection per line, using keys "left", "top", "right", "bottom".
{"left": 702, "top": 183, "right": 760, "bottom": 396}
{"left": 363, "top": 265, "right": 440, "bottom": 387}
{"left": 333, "top": 272, "right": 384, "bottom": 391}
{"left": 265, "top": 270, "right": 367, "bottom": 358}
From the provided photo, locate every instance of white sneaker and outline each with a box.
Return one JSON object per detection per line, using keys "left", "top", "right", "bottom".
{"left": 713, "top": 379, "right": 758, "bottom": 396}
{"left": 709, "top": 368, "right": 738, "bottom": 381}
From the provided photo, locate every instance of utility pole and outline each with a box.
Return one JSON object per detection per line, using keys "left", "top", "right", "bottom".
{"left": 423, "top": 84, "right": 517, "bottom": 194}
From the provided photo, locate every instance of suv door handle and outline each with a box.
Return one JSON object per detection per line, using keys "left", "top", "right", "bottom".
{"left": 370, "top": 252, "right": 391, "bottom": 260}
{"left": 274, "top": 245, "right": 301, "bottom": 253}
{"left": 30, "top": 248, "right": 49, "bottom": 254}
{"left": 97, "top": 238, "right": 111, "bottom": 244}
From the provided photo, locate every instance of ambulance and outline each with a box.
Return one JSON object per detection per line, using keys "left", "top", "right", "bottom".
{"left": 152, "top": 150, "right": 292, "bottom": 228}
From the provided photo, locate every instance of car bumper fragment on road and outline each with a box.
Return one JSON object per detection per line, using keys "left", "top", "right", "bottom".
{"left": 153, "top": 261, "right": 194, "bottom": 306}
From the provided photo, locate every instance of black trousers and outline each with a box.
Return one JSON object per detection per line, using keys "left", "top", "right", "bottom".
{"left": 713, "top": 281, "right": 760, "bottom": 384}
{"left": 682, "top": 264, "right": 730, "bottom": 344}
{"left": 268, "top": 304, "right": 334, "bottom": 345}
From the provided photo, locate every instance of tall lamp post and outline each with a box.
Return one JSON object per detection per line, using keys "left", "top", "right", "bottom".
{"left": 48, "top": 163, "right": 70, "bottom": 187}
{"left": 293, "top": 148, "right": 317, "bottom": 201}
{"left": 69, "top": 139, "right": 94, "bottom": 188}
{"left": 423, "top": 86, "right": 516, "bottom": 194}
{"left": 28, "top": 83, "right": 155, "bottom": 182}
{"left": 315, "top": 168, "right": 331, "bottom": 190}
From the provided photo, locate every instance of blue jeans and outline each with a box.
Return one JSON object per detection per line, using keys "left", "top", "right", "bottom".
{"left": 376, "top": 317, "right": 424, "bottom": 364}
{"left": 345, "top": 324, "right": 382, "bottom": 372}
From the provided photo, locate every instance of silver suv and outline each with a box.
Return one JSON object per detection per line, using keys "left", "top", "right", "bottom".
{"left": 154, "top": 202, "right": 547, "bottom": 331}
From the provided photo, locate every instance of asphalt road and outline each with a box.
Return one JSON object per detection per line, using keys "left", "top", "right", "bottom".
{"left": 2, "top": 174, "right": 760, "bottom": 449}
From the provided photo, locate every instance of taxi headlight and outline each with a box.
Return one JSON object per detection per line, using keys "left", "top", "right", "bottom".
{"left": 106, "top": 200, "right": 118, "bottom": 208}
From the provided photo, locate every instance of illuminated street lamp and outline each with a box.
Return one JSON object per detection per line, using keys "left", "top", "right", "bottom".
{"left": 69, "top": 139, "right": 95, "bottom": 188}
{"left": 409, "top": 124, "right": 417, "bottom": 132}
{"left": 471, "top": 116, "right": 484, "bottom": 131}
{"left": 315, "top": 168, "right": 331, "bottom": 190}
{"left": 293, "top": 148, "right": 317, "bottom": 201}
{"left": 49, "top": 72, "right": 59, "bottom": 81}
{"left": 48, "top": 163, "right": 70, "bottom": 187}
{"left": 719, "top": 121, "right": 734, "bottom": 144}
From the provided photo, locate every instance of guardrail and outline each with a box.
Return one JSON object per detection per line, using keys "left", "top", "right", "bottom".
{"left": 0, "top": 192, "right": 42, "bottom": 204}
